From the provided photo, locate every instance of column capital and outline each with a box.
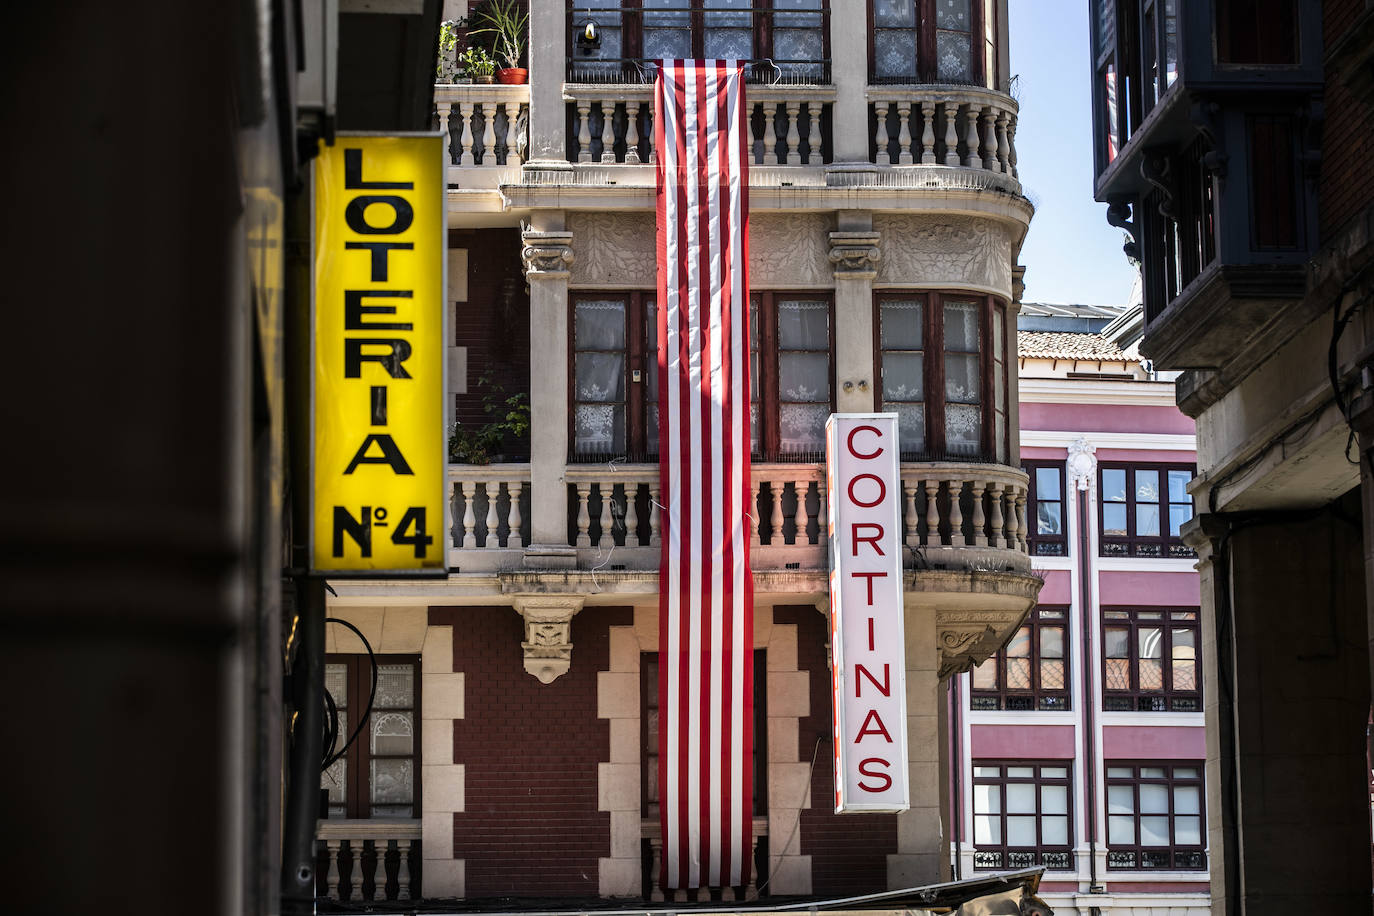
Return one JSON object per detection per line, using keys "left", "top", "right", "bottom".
{"left": 828, "top": 231, "right": 881, "bottom": 279}
{"left": 934, "top": 606, "right": 1030, "bottom": 679}
{"left": 520, "top": 225, "right": 574, "bottom": 279}
{"left": 511, "top": 595, "right": 586, "bottom": 684}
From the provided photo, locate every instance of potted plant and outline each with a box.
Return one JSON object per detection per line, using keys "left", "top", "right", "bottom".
{"left": 458, "top": 46, "right": 496, "bottom": 84}
{"left": 448, "top": 376, "right": 530, "bottom": 464}
{"left": 469, "top": 0, "right": 528, "bottom": 84}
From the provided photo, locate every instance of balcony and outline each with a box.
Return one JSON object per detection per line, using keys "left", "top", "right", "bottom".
{"left": 446, "top": 460, "right": 1031, "bottom": 577}
{"left": 316, "top": 819, "right": 422, "bottom": 903}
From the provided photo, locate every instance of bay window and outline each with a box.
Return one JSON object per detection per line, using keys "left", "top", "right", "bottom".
{"left": 1099, "top": 463, "right": 1195, "bottom": 557}
{"left": 1102, "top": 607, "right": 1201, "bottom": 712}
{"left": 970, "top": 606, "right": 1070, "bottom": 711}
{"left": 869, "top": 0, "right": 1000, "bottom": 87}
{"left": 971, "top": 762, "right": 1073, "bottom": 870}
{"left": 1024, "top": 461, "right": 1068, "bottom": 557}
{"left": 1106, "top": 763, "right": 1206, "bottom": 869}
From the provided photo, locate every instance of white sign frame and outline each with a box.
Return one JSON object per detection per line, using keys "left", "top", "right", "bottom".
{"left": 826, "top": 413, "right": 910, "bottom": 813}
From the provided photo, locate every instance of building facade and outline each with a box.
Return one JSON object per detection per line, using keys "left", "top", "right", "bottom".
{"left": 318, "top": 0, "right": 1048, "bottom": 904}
{"left": 1085, "top": 1, "right": 1374, "bottom": 912}
{"left": 952, "top": 303, "right": 1209, "bottom": 916}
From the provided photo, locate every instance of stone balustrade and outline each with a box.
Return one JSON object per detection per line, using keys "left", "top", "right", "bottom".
{"left": 434, "top": 84, "right": 529, "bottom": 168}
{"left": 563, "top": 84, "right": 835, "bottom": 166}
{"left": 867, "top": 85, "right": 1018, "bottom": 177}
{"left": 641, "top": 817, "right": 768, "bottom": 902}
{"left": 449, "top": 463, "right": 531, "bottom": 549}
{"left": 316, "top": 819, "right": 421, "bottom": 903}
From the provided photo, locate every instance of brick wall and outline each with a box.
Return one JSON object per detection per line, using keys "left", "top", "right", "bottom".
{"left": 774, "top": 607, "right": 898, "bottom": 896}
{"left": 1320, "top": 0, "right": 1374, "bottom": 242}
{"left": 448, "top": 229, "right": 531, "bottom": 458}
{"left": 432, "top": 605, "right": 632, "bottom": 897}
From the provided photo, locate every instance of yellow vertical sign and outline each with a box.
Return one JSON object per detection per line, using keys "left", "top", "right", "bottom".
{"left": 312, "top": 134, "right": 446, "bottom": 574}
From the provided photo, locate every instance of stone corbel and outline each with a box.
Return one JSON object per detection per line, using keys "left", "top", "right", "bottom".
{"left": 520, "top": 226, "right": 574, "bottom": 278}
{"left": 935, "top": 607, "right": 1031, "bottom": 680}
{"left": 511, "top": 595, "right": 585, "bottom": 684}
{"left": 828, "top": 231, "right": 881, "bottom": 278}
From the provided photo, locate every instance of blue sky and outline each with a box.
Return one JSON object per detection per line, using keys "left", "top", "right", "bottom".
{"left": 1008, "top": 0, "right": 1138, "bottom": 306}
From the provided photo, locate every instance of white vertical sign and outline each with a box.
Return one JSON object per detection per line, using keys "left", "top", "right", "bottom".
{"left": 826, "top": 413, "right": 910, "bottom": 813}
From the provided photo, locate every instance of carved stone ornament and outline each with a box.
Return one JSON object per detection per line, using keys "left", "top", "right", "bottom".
{"left": 568, "top": 213, "right": 656, "bottom": 287}
{"left": 511, "top": 595, "right": 585, "bottom": 683}
{"left": 749, "top": 213, "right": 834, "bottom": 287}
{"left": 520, "top": 226, "right": 574, "bottom": 278}
{"left": 874, "top": 214, "right": 1013, "bottom": 296}
{"left": 934, "top": 606, "right": 1031, "bottom": 680}
{"left": 1067, "top": 436, "right": 1097, "bottom": 492}
{"left": 828, "top": 231, "right": 881, "bottom": 277}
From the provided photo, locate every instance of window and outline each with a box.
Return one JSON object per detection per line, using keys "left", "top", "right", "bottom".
{"left": 869, "top": 0, "right": 1000, "bottom": 87}
{"left": 875, "top": 292, "right": 1011, "bottom": 461}
{"left": 570, "top": 1, "right": 829, "bottom": 82}
{"left": 1102, "top": 607, "right": 1200, "bottom": 712}
{"left": 1215, "top": 0, "right": 1296, "bottom": 65}
{"left": 1098, "top": 463, "right": 1195, "bottom": 557}
{"left": 1025, "top": 462, "right": 1068, "bottom": 557}
{"left": 970, "top": 607, "right": 1070, "bottom": 711}
{"left": 1106, "top": 763, "right": 1206, "bottom": 869}
{"left": 971, "top": 762, "right": 1073, "bottom": 870}
{"left": 322, "top": 656, "right": 421, "bottom": 819}
{"left": 570, "top": 291, "right": 828, "bottom": 461}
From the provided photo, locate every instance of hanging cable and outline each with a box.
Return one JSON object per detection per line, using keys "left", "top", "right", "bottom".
{"left": 322, "top": 617, "right": 379, "bottom": 770}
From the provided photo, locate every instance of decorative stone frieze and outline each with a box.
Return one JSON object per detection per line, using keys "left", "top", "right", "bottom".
{"left": 520, "top": 226, "right": 574, "bottom": 278}
{"left": 511, "top": 595, "right": 585, "bottom": 683}
{"left": 828, "top": 231, "right": 881, "bottom": 278}
{"left": 1067, "top": 436, "right": 1097, "bottom": 491}
{"left": 874, "top": 214, "right": 1014, "bottom": 296}
{"left": 568, "top": 213, "right": 655, "bottom": 287}
{"left": 750, "top": 213, "right": 833, "bottom": 287}
{"left": 934, "top": 606, "right": 1031, "bottom": 679}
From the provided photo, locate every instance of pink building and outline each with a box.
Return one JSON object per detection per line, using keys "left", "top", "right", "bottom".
{"left": 950, "top": 302, "right": 1209, "bottom": 916}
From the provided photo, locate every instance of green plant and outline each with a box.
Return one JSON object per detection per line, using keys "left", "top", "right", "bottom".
{"left": 457, "top": 45, "right": 495, "bottom": 78}
{"left": 467, "top": 0, "right": 529, "bottom": 70}
{"left": 437, "top": 18, "right": 466, "bottom": 82}
{"left": 448, "top": 375, "right": 530, "bottom": 464}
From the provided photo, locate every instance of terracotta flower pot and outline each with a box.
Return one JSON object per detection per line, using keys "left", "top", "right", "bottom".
{"left": 496, "top": 67, "right": 528, "bottom": 84}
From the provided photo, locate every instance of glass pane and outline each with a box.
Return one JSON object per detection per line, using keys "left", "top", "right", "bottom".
{"left": 1108, "top": 785, "right": 1135, "bottom": 814}
{"left": 1168, "top": 469, "right": 1191, "bottom": 502}
{"left": 1175, "top": 815, "right": 1201, "bottom": 845}
{"left": 1103, "top": 503, "right": 1127, "bottom": 536}
{"left": 937, "top": 30, "right": 973, "bottom": 82}
{"left": 1102, "top": 468, "right": 1127, "bottom": 501}
{"left": 1174, "top": 785, "right": 1201, "bottom": 815}
{"left": 1108, "top": 814, "right": 1135, "bottom": 845}
{"left": 1104, "top": 657, "right": 1130, "bottom": 690}
{"left": 576, "top": 351, "right": 625, "bottom": 402}
{"left": 936, "top": 0, "right": 971, "bottom": 28}
{"left": 1139, "top": 627, "right": 1163, "bottom": 659}
{"left": 1139, "top": 658, "right": 1164, "bottom": 690}
{"left": 778, "top": 300, "right": 829, "bottom": 348}
{"left": 1041, "top": 785, "right": 1068, "bottom": 815}
{"left": 1140, "top": 815, "right": 1171, "bottom": 846}
{"left": 775, "top": 29, "right": 824, "bottom": 69}
{"left": 1169, "top": 503, "right": 1192, "bottom": 537}
{"left": 643, "top": 28, "right": 690, "bottom": 58}
{"left": 973, "top": 814, "right": 1000, "bottom": 844}
{"left": 895, "top": 403, "right": 926, "bottom": 453}
{"left": 1041, "top": 766, "right": 1067, "bottom": 779}
{"left": 1041, "top": 657, "right": 1065, "bottom": 689}
{"left": 371, "top": 710, "right": 414, "bottom": 755}
{"left": 1173, "top": 659, "right": 1196, "bottom": 690}
{"left": 1007, "top": 766, "right": 1034, "bottom": 778}
{"left": 322, "top": 709, "right": 347, "bottom": 804}
{"left": 780, "top": 352, "right": 830, "bottom": 402}
{"left": 643, "top": 0, "right": 689, "bottom": 27}
{"left": 944, "top": 301, "right": 980, "bottom": 351}
{"left": 325, "top": 664, "right": 347, "bottom": 710}
{"left": 1007, "top": 815, "right": 1036, "bottom": 845}
{"left": 1137, "top": 503, "right": 1161, "bottom": 537}
{"left": 1097, "top": 0, "right": 1116, "bottom": 53}
{"left": 575, "top": 300, "right": 626, "bottom": 349}
{"left": 1140, "top": 784, "right": 1169, "bottom": 814}
{"left": 971, "top": 659, "right": 997, "bottom": 689}
{"left": 1037, "top": 501, "right": 1062, "bottom": 535}
{"left": 946, "top": 404, "right": 982, "bottom": 455}
{"left": 973, "top": 765, "right": 1001, "bottom": 778}
{"left": 371, "top": 758, "right": 413, "bottom": 805}
{"left": 882, "top": 352, "right": 924, "bottom": 400}
{"left": 882, "top": 301, "right": 924, "bottom": 349}
{"left": 773, "top": 0, "right": 824, "bottom": 28}
{"left": 375, "top": 664, "right": 414, "bottom": 708}
{"left": 703, "top": 0, "right": 751, "bottom": 29}
{"left": 1006, "top": 626, "right": 1031, "bottom": 658}
{"left": 1035, "top": 467, "right": 1062, "bottom": 500}
{"left": 1135, "top": 469, "right": 1160, "bottom": 503}
{"left": 1174, "top": 766, "right": 1199, "bottom": 779}
{"left": 1104, "top": 627, "right": 1129, "bottom": 658}
{"left": 704, "top": 28, "right": 753, "bottom": 59}
{"left": 1006, "top": 657, "right": 1031, "bottom": 689}
{"left": 973, "top": 783, "right": 1002, "bottom": 814}
{"left": 779, "top": 403, "right": 828, "bottom": 454}
{"left": 574, "top": 403, "right": 624, "bottom": 453}
{"left": 874, "top": 30, "right": 919, "bottom": 79}
{"left": 1141, "top": 766, "right": 1166, "bottom": 778}
{"left": 1040, "top": 626, "right": 1064, "bottom": 659}
{"left": 1006, "top": 783, "right": 1035, "bottom": 814}
{"left": 873, "top": 0, "right": 916, "bottom": 27}
{"left": 1107, "top": 766, "right": 1134, "bottom": 778}
{"left": 945, "top": 351, "right": 980, "bottom": 404}
{"left": 1042, "top": 815, "right": 1069, "bottom": 845}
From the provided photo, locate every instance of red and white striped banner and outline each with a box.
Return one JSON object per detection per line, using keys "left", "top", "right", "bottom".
{"left": 654, "top": 59, "right": 754, "bottom": 891}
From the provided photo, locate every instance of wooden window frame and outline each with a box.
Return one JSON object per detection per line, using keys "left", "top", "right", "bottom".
{"left": 866, "top": 0, "right": 995, "bottom": 86}
{"left": 1104, "top": 761, "right": 1207, "bottom": 870}
{"left": 323, "top": 654, "right": 423, "bottom": 820}
{"left": 1024, "top": 461, "right": 1069, "bottom": 557}
{"left": 970, "top": 761, "right": 1075, "bottom": 871}
{"left": 873, "top": 291, "right": 1010, "bottom": 462}
{"left": 970, "top": 606, "right": 1072, "bottom": 712}
{"left": 1097, "top": 461, "right": 1196, "bottom": 558}
{"left": 757, "top": 290, "right": 836, "bottom": 460}
{"left": 1101, "top": 606, "right": 1202, "bottom": 712}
